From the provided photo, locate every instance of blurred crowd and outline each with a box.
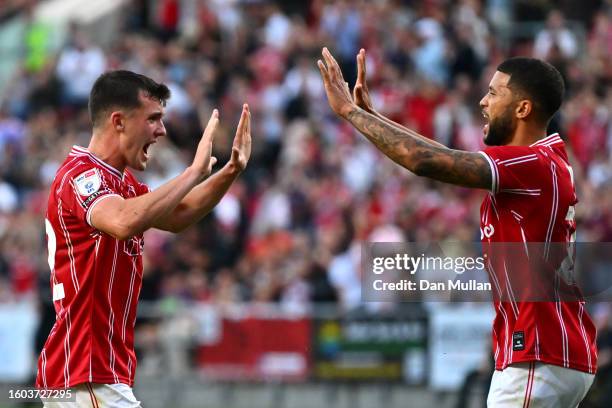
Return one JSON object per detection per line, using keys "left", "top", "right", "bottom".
{"left": 0, "top": 0, "right": 611, "bottom": 381}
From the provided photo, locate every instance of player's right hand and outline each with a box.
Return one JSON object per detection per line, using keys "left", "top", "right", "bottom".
{"left": 353, "top": 48, "right": 376, "bottom": 115}
{"left": 229, "top": 104, "right": 251, "bottom": 173}
{"left": 318, "top": 47, "right": 355, "bottom": 119}
{"left": 192, "top": 109, "right": 219, "bottom": 181}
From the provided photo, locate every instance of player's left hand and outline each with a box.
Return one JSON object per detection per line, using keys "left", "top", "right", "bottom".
{"left": 317, "top": 47, "right": 355, "bottom": 119}
{"left": 229, "top": 103, "right": 251, "bottom": 172}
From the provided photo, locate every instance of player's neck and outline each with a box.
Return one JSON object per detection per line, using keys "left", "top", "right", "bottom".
{"left": 88, "top": 132, "right": 125, "bottom": 173}
{"left": 506, "top": 122, "right": 547, "bottom": 147}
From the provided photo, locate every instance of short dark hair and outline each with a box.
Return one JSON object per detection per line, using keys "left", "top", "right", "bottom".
{"left": 496, "top": 57, "right": 564, "bottom": 124}
{"left": 88, "top": 70, "right": 171, "bottom": 127}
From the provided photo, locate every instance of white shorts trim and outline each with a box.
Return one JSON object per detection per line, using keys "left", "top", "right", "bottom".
{"left": 42, "top": 383, "right": 142, "bottom": 408}
{"left": 487, "top": 362, "right": 594, "bottom": 408}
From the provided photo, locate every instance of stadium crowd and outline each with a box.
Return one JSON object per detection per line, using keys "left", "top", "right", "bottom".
{"left": 0, "top": 0, "right": 611, "bottom": 395}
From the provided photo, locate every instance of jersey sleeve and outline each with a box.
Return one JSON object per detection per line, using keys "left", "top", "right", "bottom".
{"left": 479, "top": 145, "right": 547, "bottom": 194}
{"left": 60, "top": 165, "right": 121, "bottom": 227}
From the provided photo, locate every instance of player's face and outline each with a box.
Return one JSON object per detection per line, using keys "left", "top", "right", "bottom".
{"left": 480, "top": 71, "right": 517, "bottom": 146}
{"left": 121, "top": 93, "right": 166, "bottom": 171}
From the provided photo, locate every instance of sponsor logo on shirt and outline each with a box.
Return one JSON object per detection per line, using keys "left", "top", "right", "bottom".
{"left": 480, "top": 223, "right": 495, "bottom": 239}
{"left": 74, "top": 168, "right": 102, "bottom": 196}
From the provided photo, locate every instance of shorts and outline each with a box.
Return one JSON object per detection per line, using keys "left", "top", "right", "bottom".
{"left": 42, "top": 383, "right": 142, "bottom": 408}
{"left": 487, "top": 362, "right": 595, "bottom": 407}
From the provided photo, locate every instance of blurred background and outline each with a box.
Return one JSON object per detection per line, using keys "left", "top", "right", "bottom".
{"left": 0, "top": 0, "right": 610, "bottom": 407}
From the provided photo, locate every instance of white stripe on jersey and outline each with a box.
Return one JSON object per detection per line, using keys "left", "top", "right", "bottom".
{"left": 107, "top": 240, "right": 120, "bottom": 383}
{"left": 530, "top": 133, "right": 560, "bottom": 147}
{"left": 500, "top": 188, "right": 541, "bottom": 196}
{"left": 498, "top": 153, "right": 537, "bottom": 165}
{"left": 41, "top": 349, "right": 48, "bottom": 388}
{"left": 56, "top": 158, "right": 87, "bottom": 195}
{"left": 487, "top": 259, "right": 510, "bottom": 366}
{"left": 502, "top": 261, "right": 519, "bottom": 318}
{"left": 540, "top": 138, "right": 563, "bottom": 147}
{"left": 544, "top": 162, "right": 559, "bottom": 258}
{"left": 535, "top": 326, "right": 541, "bottom": 360}
{"left": 493, "top": 327, "right": 500, "bottom": 361}
{"left": 554, "top": 275, "right": 570, "bottom": 368}
{"left": 510, "top": 210, "right": 523, "bottom": 220}
{"left": 121, "top": 257, "right": 138, "bottom": 341}
{"left": 490, "top": 195, "right": 500, "bottom": 220}
{"left": 72, "top": 146, "right": 124, "bottom": 180}
{"left": 500, "top": 303, "right": 511, "bottom": 366}
{"left": 578, "top": 302, "right": 593, "bottom": 373}
{"left": 503, "top": 157, "right": 539, "bottom": 166}
{"left": 540, "top": 136, "right": 562, "bottom": 143}
{"left": 63, "top": 309, "right": 71, "bottom": 388}
{"left": 482, "top": 197, "right": 490, "bottom": 225}
{"left": 57, "top": 199, "right": 80, "bottom": 294}
{"left": 487, "top": 259, "right": 503, "bottom": 298}
{"left": 519, "top": 226, "right": 529, "bottom": 260}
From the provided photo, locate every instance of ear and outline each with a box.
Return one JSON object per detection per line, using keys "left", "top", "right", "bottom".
{"left": 110, "top": 111, "right": 125, "bottom": 132}
{"left": 515, "top": 100, "right": 532, "bottom": 120}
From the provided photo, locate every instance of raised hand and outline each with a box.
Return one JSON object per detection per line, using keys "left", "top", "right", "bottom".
{"left": 229, "top": 104, "right": 252, "bottom": 172}
{"left": 353, "top": 48, "right": 376, "bottom": 115}
{"left": 192, "top": 109, "right": 219, "bottom": 181}
{"left": 317, "top": 47, "right": 355, "bottom": 118}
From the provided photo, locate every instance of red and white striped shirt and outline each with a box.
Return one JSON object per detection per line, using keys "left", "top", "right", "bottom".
{"left": 479, "top": 134, "right": 597, "bottom": 374}
{"left": 36, "top": 146, "right": 149, "bottom": 388}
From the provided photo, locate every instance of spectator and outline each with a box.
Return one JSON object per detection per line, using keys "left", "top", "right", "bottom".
{"left": 56, "top": 24, "right": 106, "bottom": 108}
{"left": 534, "top": 10, "right": 578, "bottom": 60}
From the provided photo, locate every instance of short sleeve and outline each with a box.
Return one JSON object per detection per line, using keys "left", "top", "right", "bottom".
{"left": 479, "top": 146, "right": 547, "bottom": 194}
{"left": 61, "top": 166, "right": 121, "bottom": 227}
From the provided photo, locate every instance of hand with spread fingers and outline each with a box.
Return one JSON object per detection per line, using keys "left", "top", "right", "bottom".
{"left": 317, "top": 47, "right": 356, "bottom": 119}
{"left": 229, "top": 104, "right": 252, "bottom": 172}
{"left": 353, "top": 48, "right": 376, "bottom": 115}
{"left": 192, "top": 109, "right": 220, "bottom": 181}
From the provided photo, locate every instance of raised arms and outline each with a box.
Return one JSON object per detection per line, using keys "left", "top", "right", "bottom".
{"left": 152, "top": 104, "right": 251, "bottom": 232}
{"left": 353, "top": 49, "right": 446, "bottom": 149}
{"left": 318, "top": 47, "right": 492, "bottom": 190}
{"left": 90, "top": 105, "right": 251, "bottom": 239}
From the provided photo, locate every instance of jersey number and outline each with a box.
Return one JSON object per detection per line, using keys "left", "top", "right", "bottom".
{"left": 45, "top": 218, "right": 56, "bottom": 271}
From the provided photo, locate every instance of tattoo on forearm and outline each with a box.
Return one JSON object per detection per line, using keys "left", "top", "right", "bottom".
{"left": 346, "top": 108, "right": 492, "bottom": 189}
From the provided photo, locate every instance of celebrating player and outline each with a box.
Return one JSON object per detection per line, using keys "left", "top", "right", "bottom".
{"left": 36, "top": 70, "right": 251, "bottom": 406}
{"left": 318, "top": 47, "right": 597, "bottom": 407}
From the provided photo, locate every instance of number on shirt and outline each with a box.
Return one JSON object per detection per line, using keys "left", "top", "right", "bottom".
{"left": 45, "top": 218, "right": 56, "bottom": 271}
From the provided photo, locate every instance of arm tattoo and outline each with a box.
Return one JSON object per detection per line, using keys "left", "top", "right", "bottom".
{"left": 346, "top": 107, "right": 492, "bottom": 190}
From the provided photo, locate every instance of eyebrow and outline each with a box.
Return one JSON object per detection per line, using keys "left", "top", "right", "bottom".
{"left": 147, "top": 111, "right": 163, "bottom": 120}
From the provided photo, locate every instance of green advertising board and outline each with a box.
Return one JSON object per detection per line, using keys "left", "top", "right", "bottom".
{"left": 313, "top": 315, "right": 428, "bottom": 384}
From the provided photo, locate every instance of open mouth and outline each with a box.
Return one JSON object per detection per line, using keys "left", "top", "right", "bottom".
{"left": 482, "top": 111, "right": 489, "bottom": 135}
{"left": 143, "top": 141, "right": 156, "bottom": 158}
